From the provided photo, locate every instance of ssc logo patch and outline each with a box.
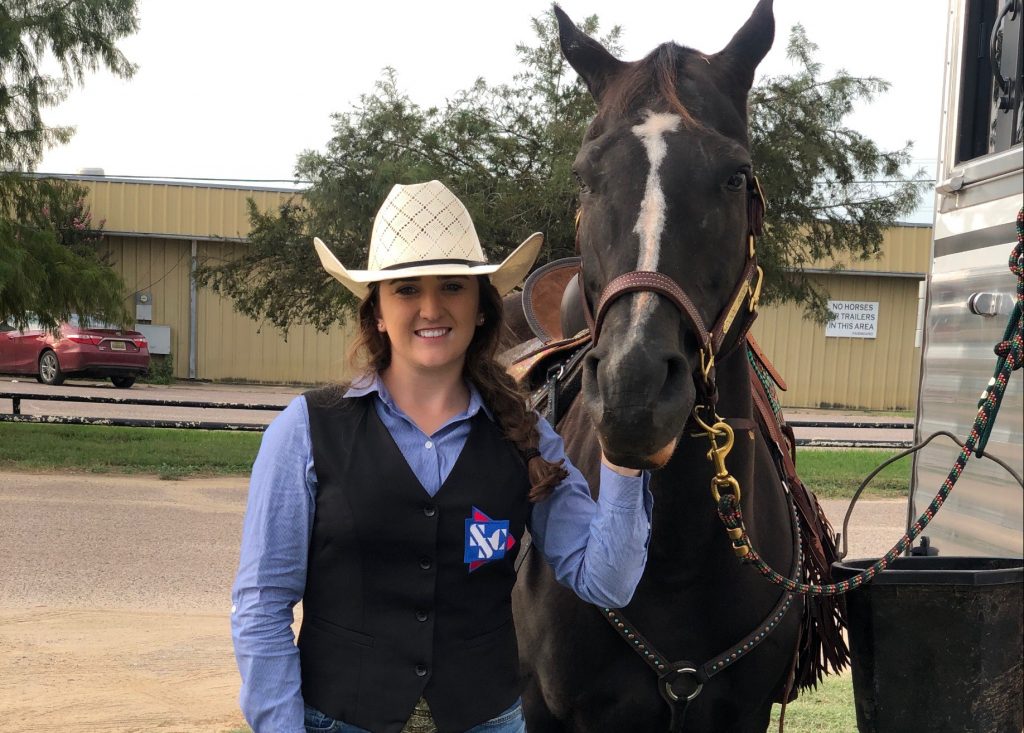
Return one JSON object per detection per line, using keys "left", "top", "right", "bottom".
{"left": 464, "top": 507, "right": 516, "bottom": 572}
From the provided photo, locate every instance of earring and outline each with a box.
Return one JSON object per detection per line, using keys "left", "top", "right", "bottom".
{"left": 377, "top": 320, "right": 386, "bottom": 332}
{"left": 477, "top": 315, "right": 485, "bottom": 326}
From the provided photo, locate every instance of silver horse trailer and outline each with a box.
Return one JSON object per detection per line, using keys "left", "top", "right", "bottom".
{"left": 912, "top": 0, "right": 1023, "bottom": 557}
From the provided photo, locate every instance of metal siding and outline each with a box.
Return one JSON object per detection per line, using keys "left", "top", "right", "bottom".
{"left": 751, "top": 274, "right": 922, "bottom": 410}
{"left": 80, "top": 180, "right": 297, "bottom": 239}
{"left": 193, "top": 241, "right": 354, "bottom": 383}
{"left": 100, "top": 235, "right": 192, "bottom": 377}
{"left": 819, "top": 225, "right": 932, "bottom": 274}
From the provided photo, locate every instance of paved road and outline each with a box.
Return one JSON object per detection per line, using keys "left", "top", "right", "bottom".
{"left": 0, "top": 378, "right": 296, "bottom": 427}
{"left": 0, "top": 378, "right": 914, "bottom": 444}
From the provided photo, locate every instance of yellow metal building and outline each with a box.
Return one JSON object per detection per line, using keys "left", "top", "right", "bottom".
{"left": 751, "top": 225, "right": 930, "bottom": 411}
{"left": 78, "top": 175, "right": 355, "bottom": 384}
{"left": 71, "top": 175, "right": 928, "bottom": 409}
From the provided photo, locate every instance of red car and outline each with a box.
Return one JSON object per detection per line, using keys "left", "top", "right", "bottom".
{"left": 0, "top": 315, "right": 150, "bottom": 388}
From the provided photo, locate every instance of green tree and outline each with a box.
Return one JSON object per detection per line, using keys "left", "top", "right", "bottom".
{"left": 197, "top": 12, "right": 925, "bottom": 332}
{"left": 0, "top": 0, "right": 138, "bottom": 330}
{"left": 749, "top": 25, "right": 926, "bottom": 319}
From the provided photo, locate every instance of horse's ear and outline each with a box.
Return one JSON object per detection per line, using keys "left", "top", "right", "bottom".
{"left": 553, "top": 4, "right": 625, "bottom": 102}
{"left": 713, "top": 0, "right": 774, "bottom": 91}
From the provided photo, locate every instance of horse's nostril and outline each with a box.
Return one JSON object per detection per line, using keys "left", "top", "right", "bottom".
{"left": 582, "top": 350, "right": 610, "bottom": 418}
{"left": 661, "top": 355, "right": 688, "bottom": 401}
{"left": 583, "top": 351, "right": 600, "bottom": 390}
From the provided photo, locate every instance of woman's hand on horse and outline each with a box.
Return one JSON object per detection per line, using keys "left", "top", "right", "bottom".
{"left": 600, "top": 453, "right": 642, "bottom": 477}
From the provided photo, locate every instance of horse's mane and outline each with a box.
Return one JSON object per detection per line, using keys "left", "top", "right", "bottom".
{"left": 599, "top": 43, "right": 703, "bottom": 128}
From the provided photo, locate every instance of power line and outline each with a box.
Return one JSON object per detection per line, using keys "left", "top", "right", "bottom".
{"left": 98, "top": 174, "right": 312, "bottom": 185}
{"left": 33, "top": 171, "right": 312, "bottom": 186}
{"left": 844, "top": 178, "right": 936, "bottom": 184}
{"left": 42, "top": 172, "right": 935, "bottom": 186}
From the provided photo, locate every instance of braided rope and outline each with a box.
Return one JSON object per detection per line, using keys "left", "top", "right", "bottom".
{"left": 720, "top": 207, "right": 1024, "bottom": 596}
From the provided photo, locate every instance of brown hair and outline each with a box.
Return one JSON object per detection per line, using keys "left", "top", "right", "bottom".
{"left": 599, "top": 43, "right": 704, "bottom": 129}
{"left": 349, "top": 277, "right": 567, "bottom": 502}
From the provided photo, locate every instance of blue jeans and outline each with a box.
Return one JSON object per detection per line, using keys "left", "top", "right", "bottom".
{"left": 303, "top": 699, "right": 526, "bottom": 733}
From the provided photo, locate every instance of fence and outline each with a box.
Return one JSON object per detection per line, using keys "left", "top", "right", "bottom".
{"left": 0, "top": 391, "right": 913, "bottom": 448}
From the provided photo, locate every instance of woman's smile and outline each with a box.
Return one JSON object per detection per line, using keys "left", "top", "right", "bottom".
{"left": 415, "top": 327, "right": 452, "bottom": 339}
{"left": 377, "top": 275, "right": 481, "bottom": 375}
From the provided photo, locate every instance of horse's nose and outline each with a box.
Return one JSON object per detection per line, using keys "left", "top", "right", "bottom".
{"left": 584, "top": 340, "right": 693, "bottom": 457}
{"left": 591, "top": 346, "right": 689, "bottom": 410}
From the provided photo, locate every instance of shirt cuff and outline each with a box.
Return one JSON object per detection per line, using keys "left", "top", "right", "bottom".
{"left": 597, "top": 463, "right": 650, "bottom": 509}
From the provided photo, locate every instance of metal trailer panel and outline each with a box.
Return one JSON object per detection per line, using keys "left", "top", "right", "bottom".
{"left": 912, "top": 0, "right": 1023, "bottom": 558}
{"left": 914, "top": 228, "right": 1023, "bottom": 557}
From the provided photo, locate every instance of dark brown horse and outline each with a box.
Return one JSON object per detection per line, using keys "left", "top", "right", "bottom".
{"left": 510, "top": 2, "right": 833, "bottom": 731}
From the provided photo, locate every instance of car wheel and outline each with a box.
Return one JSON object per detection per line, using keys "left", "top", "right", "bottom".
{"left": 38, "top": 350, "right": 65, "bottom": 386}
{"left": 111, "top": 376, "right": 136, "bottom": 389}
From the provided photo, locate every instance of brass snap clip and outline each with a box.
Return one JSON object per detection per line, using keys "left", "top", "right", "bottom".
{"left": 705, "top": 422, "right": 741, "bottom": 504}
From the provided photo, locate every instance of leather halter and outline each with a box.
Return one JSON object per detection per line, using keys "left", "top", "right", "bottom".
{"left": 578, "top": 177, "right": 766, "bottom": 405}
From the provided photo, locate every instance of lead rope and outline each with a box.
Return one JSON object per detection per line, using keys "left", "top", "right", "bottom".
{"left": 715, "top": 207, "right": 1024, "bottom": 596}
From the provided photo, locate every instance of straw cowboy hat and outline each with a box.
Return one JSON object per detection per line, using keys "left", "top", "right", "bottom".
{"left": 314, "top": 180, "right": 543, "bottom": 299}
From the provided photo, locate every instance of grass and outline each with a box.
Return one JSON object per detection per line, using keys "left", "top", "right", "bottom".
{"left": 0, "top": 423, "right": 261, "bottom": 479}
{"left": 770, "top": 671, "right": 857, "bottom": 732}
{"left": 796, "top": 448, "right": 911, "bottom": 499}
{"left": 214, "top": 676, "right": 859, "bottom": 733}
{"left": 0, "top": 424, "right": 910, "bottom": 497}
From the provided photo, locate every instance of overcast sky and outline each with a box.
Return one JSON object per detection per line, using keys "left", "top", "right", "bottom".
{"left": 36, "top": 0, "right": 949, "bottom": 220}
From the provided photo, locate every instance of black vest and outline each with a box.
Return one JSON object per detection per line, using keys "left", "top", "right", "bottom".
{"left": 299, "top": 389, "right": 530, "bottom": 733}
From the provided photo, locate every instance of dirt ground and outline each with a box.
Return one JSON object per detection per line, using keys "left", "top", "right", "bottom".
{"left": 0, "top": 470, "right": 908, "bottom": 732}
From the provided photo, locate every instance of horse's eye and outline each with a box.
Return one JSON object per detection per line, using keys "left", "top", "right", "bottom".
{"left": 726, "top": 172, "right": 747, "bottom": 192}
{"left": 573, "top": 170, "right": 591, "bottom": 194}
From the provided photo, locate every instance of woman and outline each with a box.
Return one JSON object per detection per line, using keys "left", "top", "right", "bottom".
{"left": 231, "top": 181, "right": 653, "bottom": 733}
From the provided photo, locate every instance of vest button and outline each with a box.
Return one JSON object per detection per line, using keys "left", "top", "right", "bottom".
{"left": 423, "top": 504, "right": 436, "bottom": 517}
{"left": 415, "top": 664, "right": 428, "bottom": 677}
{"left": 416, "top": 610, "right": 428, "bottom": 622}
{"left": 419, "top": 557, "right": 432, "bottom": 570}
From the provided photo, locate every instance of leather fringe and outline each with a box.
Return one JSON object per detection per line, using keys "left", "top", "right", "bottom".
{"left": 787, "top": 473, "right": 850, "bottom": 691}
{"left": 747, "top": 344, "right": 850, "bottom": 695}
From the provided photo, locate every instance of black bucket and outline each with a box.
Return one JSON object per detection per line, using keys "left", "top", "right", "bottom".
{"left": 832, "top": 556, "right": 1023, "bottom": 733}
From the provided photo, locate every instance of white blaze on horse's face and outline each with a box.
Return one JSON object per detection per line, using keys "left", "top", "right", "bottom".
{"left": 629, "top": 110, "right": 682, "bottom": 324}
{"left": 632, "top": 110, "right": 681, "bottom": 272}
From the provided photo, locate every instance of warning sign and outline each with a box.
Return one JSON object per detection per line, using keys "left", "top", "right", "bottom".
{"left": 825, "top": 300, "right": 878, "bottom": 339}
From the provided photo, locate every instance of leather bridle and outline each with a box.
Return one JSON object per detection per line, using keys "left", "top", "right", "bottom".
{"left": 578, "top": 177, "right": 766, "bottom": 410}
{"left": 572, "top": 178, "right": 802, "bottom": 732}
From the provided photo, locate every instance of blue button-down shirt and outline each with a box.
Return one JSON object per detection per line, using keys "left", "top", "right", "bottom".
{"left": 231, "top": 376, "right": 653, "bottom": 733}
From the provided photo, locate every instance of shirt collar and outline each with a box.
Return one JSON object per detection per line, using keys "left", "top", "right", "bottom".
{"left": 344, "top": 372, "right": 494, "bottom": 422}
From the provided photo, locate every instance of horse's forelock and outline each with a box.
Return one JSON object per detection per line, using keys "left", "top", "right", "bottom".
{"left": 599, "top": 44, "right": 703, "bottom": 128}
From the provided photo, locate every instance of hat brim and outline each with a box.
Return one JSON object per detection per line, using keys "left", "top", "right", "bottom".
{"left": 314, "top": 233, "right": 544, "bottom": 299}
